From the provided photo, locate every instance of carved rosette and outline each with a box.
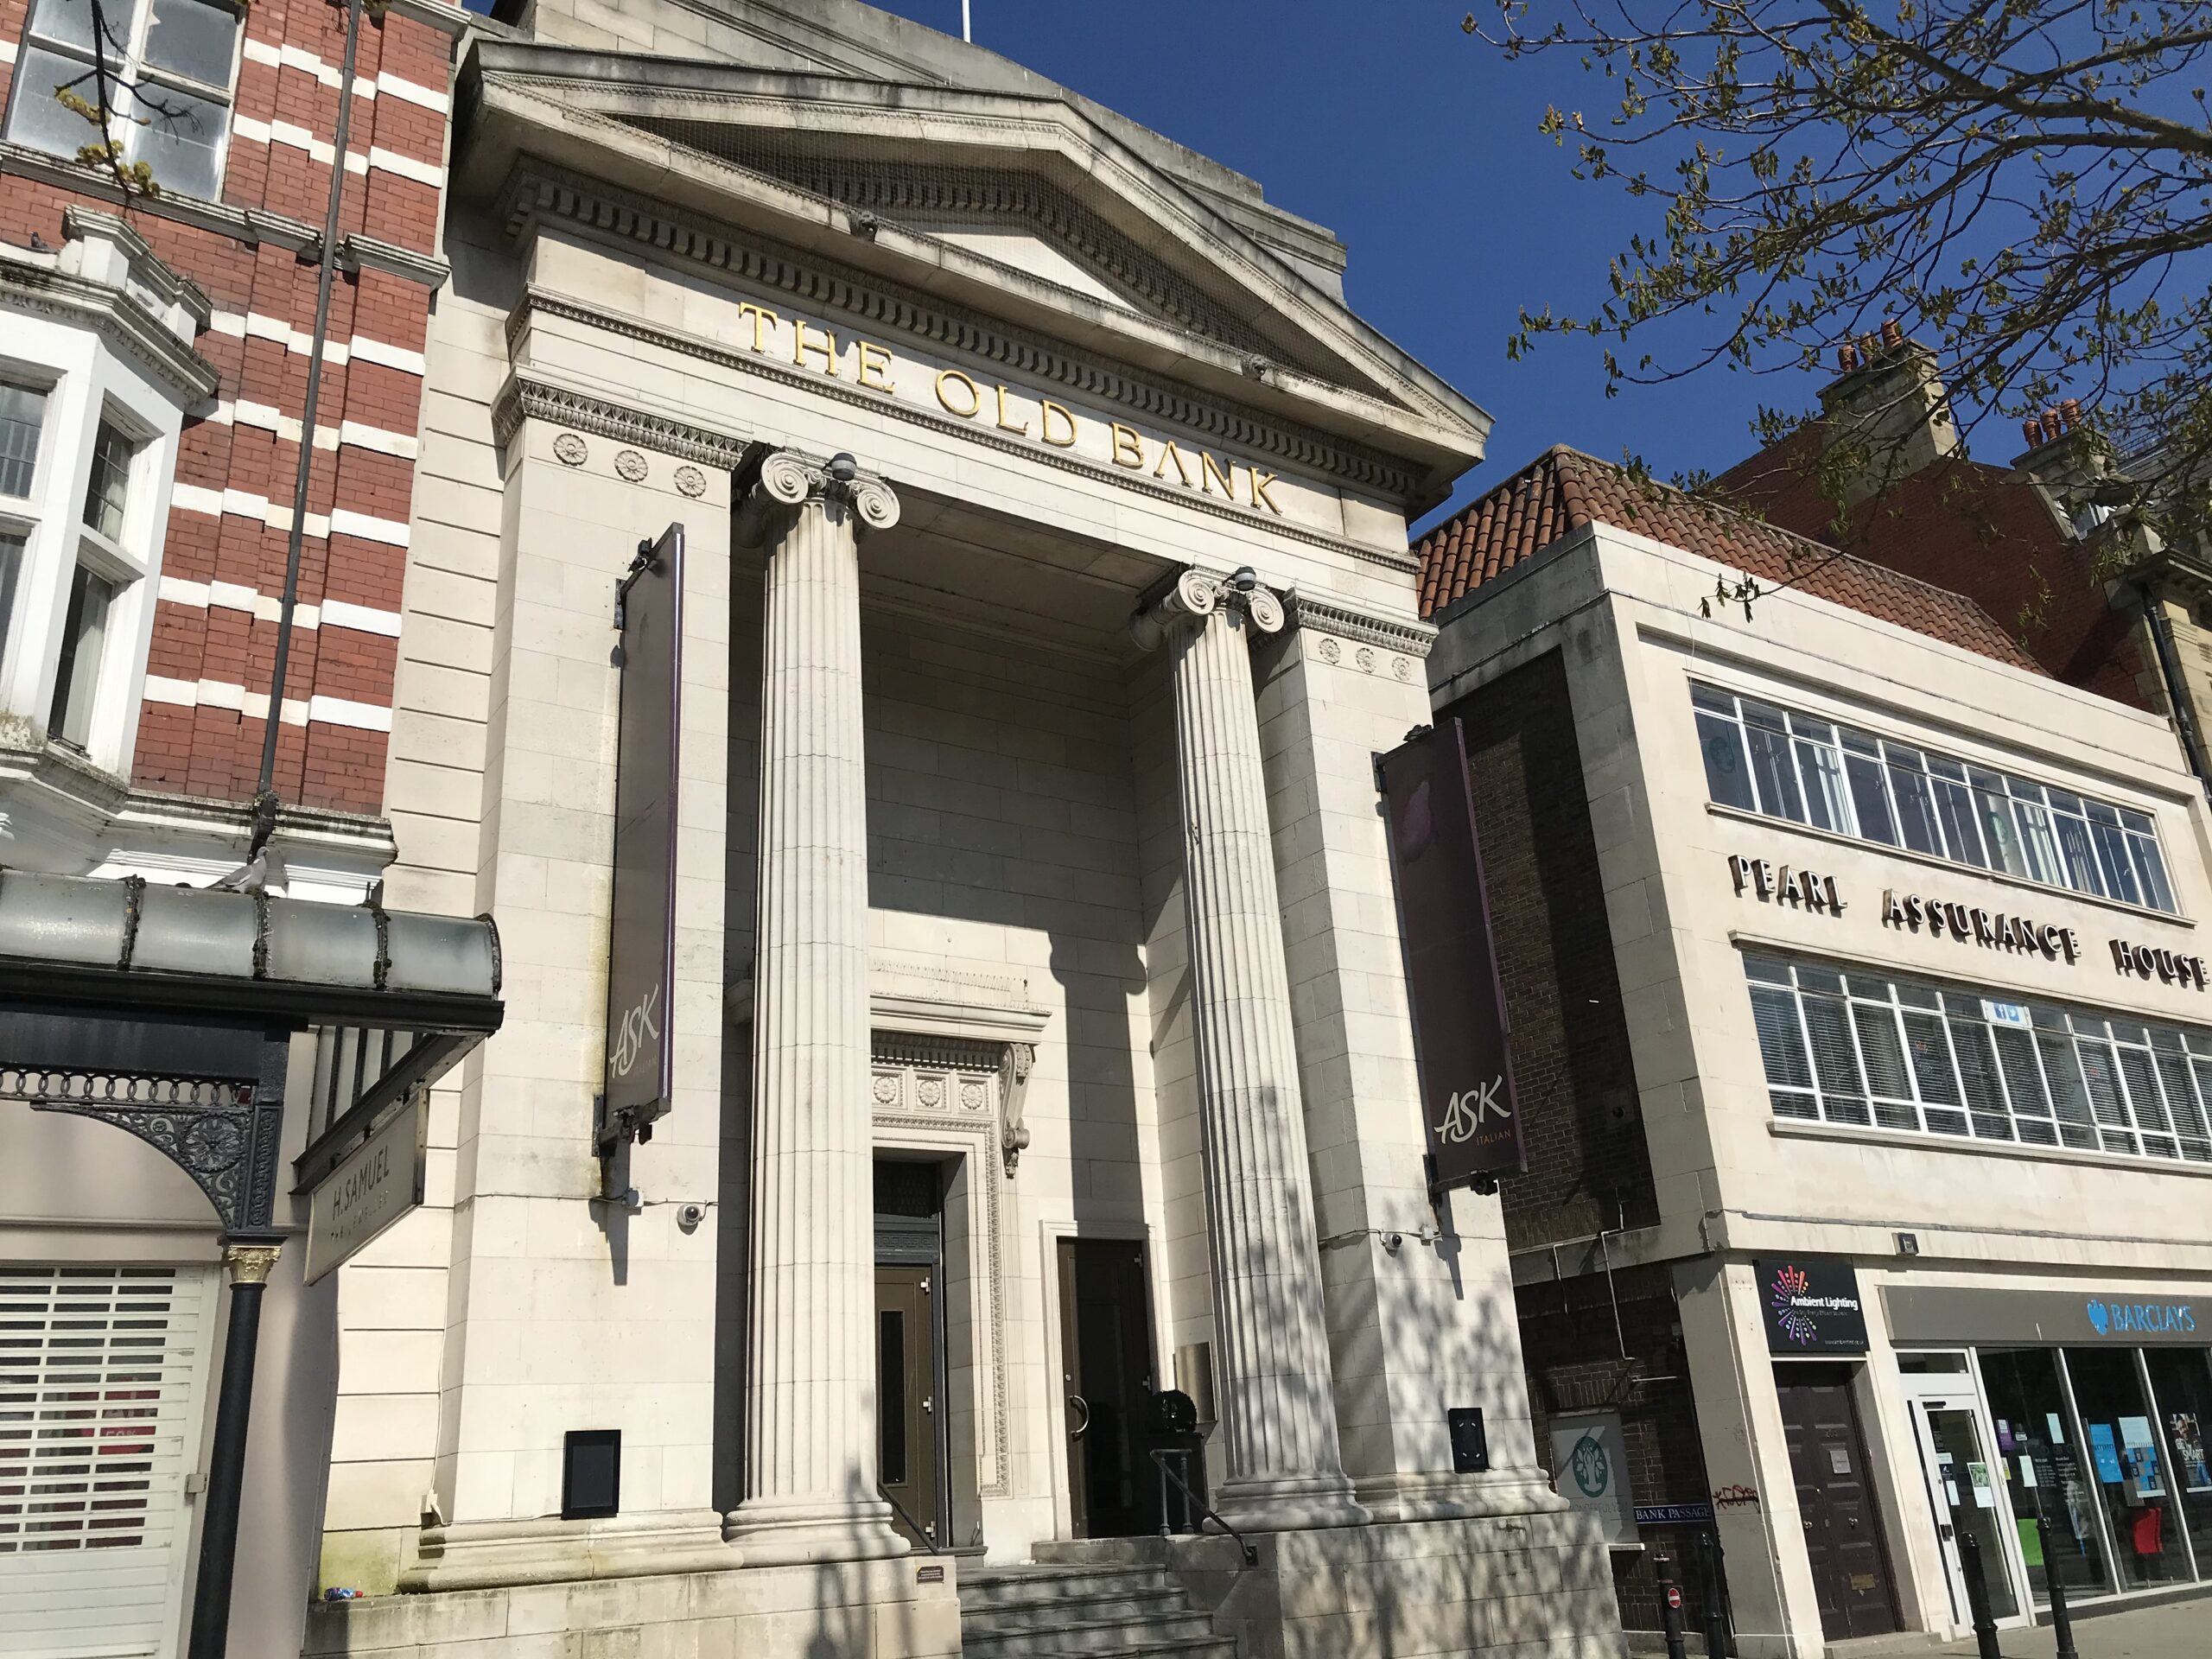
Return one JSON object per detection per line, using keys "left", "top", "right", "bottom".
{"left": 1129, "top": 566, "right": 1285, "bottom": 652}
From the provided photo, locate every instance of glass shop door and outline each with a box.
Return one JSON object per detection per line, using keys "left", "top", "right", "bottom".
{"left": 1900, "top": 1367, "right": 2027, "bottom": 1629}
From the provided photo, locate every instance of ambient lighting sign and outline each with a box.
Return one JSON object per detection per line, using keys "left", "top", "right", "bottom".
{"left": 1757, "top": 1259, "right": 1869, "bottom": 1355}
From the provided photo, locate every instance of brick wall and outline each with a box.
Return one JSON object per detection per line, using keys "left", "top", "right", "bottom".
{"left": 1445, "top": 647, "right": 1659, "bottom": 1250}
{"left": 1520, "top": 1261, "right": 1722, "bottom": 1637}
{"left": 0, "top": 0, "right": 458, "bottom": 813}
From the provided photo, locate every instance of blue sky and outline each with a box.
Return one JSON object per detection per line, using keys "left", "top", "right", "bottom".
{"left": 870, "top": 0, "right": 1787, "bottom": 528}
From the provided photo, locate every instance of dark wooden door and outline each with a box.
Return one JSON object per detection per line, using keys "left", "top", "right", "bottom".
{"left": 875, "top": 1264, "right": 939, "bottom": 1549}
{"left": 1777, "top": 1366, "right": 1898, "bottom": 1640}
{"left": 1057, "top": 1239, "right": 1160, "bottom": 1538}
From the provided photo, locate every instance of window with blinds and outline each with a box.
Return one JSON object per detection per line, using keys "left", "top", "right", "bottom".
{"left": 1745, "top": 953, "right": 2212, "bottom": 1164}
{"left": 1694, "top": 681, "right": 2181, "bottom": 914}
{"left": 0, "top": 1266, "right": 207, "bottom": 1554}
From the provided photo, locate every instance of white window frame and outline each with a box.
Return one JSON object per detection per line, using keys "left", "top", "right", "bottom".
{"left": 4, "top": 0, "right": 245, "bottom": 200}
{"left": 1692, "top": 679, "right": 2183, "bottom": 916}
{"left": 0, "top": 315, "right": 180, "bottom": 779}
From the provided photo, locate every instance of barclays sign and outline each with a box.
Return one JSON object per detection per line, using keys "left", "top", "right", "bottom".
{"left": 1887, "top": 1284, "right": 2206, "bottom": 1348}
{"left": 2085, "top": 1298, "right": 2197, "bottom": 1338}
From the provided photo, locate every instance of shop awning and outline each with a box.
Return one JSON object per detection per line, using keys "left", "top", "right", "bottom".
{"left": 0, "top": 870, "right": 502, "bottom": 1235}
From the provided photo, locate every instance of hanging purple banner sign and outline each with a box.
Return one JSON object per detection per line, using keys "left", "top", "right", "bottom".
{"left": 1376, "top": 719, "right": 1524, "bottom": 1190}
{"left": 603, "top": 524, "right": 683, "bottom": 1140}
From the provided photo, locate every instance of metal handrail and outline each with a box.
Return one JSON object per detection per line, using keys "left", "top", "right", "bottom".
{"left": 878, "top": 1485, "right": 946, "bottom": 1554}
{"left": 1150, "top": 1447, "right": 1257, "bottom": 1566}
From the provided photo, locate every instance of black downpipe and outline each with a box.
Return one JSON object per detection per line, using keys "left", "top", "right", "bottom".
{"left": 256, "top": 0, "right": 365, "bottom": 810}
{"left": 2139, "top": 580, "right": 2212, "bottom": 804}
{"left": 184, "top": 1249, "right": 275, "bottom": 1659}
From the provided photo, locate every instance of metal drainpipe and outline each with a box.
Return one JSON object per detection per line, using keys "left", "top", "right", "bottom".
{"left": 254, "top": 0, "right": 365, "bottom": 817}
{"left": 2137, "top": 579, "right": 2212, "bottom": 803}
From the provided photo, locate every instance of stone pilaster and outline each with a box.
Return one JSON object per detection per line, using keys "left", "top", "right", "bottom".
{"left": 725, "top": 449, "right": 906, "bottom": 1564}
{"left": 1132, "top": 567, "right": 1367, "bottom": 1531}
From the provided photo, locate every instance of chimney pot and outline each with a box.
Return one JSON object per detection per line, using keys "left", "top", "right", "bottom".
{"left": 1839, "top": 342, "right": 1859, "bottom": 372}
{"left": 2041, "top": 410, "right": 2062, "bottom": 442}
{"left": 2061, "top": 397, "right": 2082, "bottom": 430}
{"left": 2023, "top": 419, "right": 2044, "bottom": 448}
{"left": 1880, "top": 319, "right": 1904, "bottom": 349}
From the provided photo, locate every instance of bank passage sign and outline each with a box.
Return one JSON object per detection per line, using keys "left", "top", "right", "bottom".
{"left": 1377, "top": 720, "right": 1524, "bottom": 1190}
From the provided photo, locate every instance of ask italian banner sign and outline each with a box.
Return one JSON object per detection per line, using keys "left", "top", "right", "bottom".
{"left": 603, "top": 524, "right": 684, "bottom": 1136}
{"left": 1376, "top": 719, "right": 1525, "bottom": 1190}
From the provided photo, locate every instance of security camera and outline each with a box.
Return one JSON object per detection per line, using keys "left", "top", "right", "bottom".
{"left": 826, "top": 452, "right": 859, "bottom": 482}
{"left": 1230, "top": 565, "right": 1259, "bottom": 591}
{"left": 1382, "top": 1231, "right": 1404, "bottom": 1255}
{"left": 677, "top": 1202, "right": 705, "bottom": 1232}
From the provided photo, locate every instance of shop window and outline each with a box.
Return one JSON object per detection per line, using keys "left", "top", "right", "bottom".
{"left": 1743, "top": 953, "right": 2212, "bottom": 1166}
{"left": 1692, "top": 680, "right": 2182, "bottom": 914}
{"left": 2063, "top": 1348, "right": 2195, "bottom": 1589}
{"left": 1978, "top": 1348, "right": 2112, "bottom": 1605}
{"left": 2143, "top": 1350, "right": 2212, "bottom": 1580}
{"left": 5, "top": 0, "right": 242, "bottom": 200}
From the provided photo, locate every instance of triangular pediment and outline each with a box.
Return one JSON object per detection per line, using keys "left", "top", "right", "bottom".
{"left": 453, "top": 32, "right": 1492, "bottom": 502}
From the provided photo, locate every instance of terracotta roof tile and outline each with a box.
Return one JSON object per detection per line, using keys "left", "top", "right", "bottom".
{"left": 1414, "top": 445, "right": 2044, "bottom": 675}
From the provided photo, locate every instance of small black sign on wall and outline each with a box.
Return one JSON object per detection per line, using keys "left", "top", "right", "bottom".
{"left": 1448, "top": 1407, "right": 1490, "bottom": 1472}
{"left": 563, "top": 1429, "right": 622, "bottom": 1520}
{"left": 1757, "top": 1259, "right": 1870, "bottom": 1355}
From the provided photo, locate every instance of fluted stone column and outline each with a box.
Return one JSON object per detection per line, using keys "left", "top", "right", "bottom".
{"left": 725, "top": 449, "right": 906, "bottom": 1564}
{"left": 1134, "top": 567, "right": 1368, "bottom": 1531}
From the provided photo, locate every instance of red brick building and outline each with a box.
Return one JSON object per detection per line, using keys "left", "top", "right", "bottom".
{"left": 0, "top": 0, "right": 467, "bottom": 894}
{"left": 1707, "top": 336, "right": 2212, "bottom": 785}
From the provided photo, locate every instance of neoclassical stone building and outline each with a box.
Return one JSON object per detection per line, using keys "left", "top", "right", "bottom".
{"left": 311, "top": 3, "right": 1618, "bottom": 1653}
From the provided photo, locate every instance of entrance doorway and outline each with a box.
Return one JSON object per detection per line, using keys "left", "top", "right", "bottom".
{"left": 874, "top": 1160, "right": 947, "bottom": 1550}
{"left": 1056, "top": 1237, "right": 1161, "bottom": 1538}
{"left": 1899, "top": 1362, "right": 2024, "bottom": 1629}
{"left": 1777, "top": 1363, "right": 1899, "bottom": 1640}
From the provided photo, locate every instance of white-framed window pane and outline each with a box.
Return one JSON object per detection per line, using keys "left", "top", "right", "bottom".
{"left": 0, "top": 384, "right": 46, "bottom": 499}
{"left": 25, "top": 0, "right": 129, "bottom": 60}
{"left": 1843, "top": 749, "right": 1897, "bottom": 844}
{"left": 1696, "top": 709, "right": 1758, "bottom": 811}
{"left": 1796, "top": 735, "right": 1852, "bottom": 833}
{"left": 2129, "top": 836, "right": 2177, "bottom": 913}
{"left": 81, "top": 419, "right": 133, "bottom": 542}
{"left": 1887, "top": 753, "right": 1945, "bottom": 855}
{"left": 1743, "top": 704, "right": 1804, "bottom": 821}
{"left": 128, "top": 79, "right": 226, "bottom": 197}
{"left": 0, "top": 531, "right": 24, "bottom": 661}
{"left": 47, "top": 564, "right": 113, "bottom": 748}
{"left": 8, "top": 46, "right": 116, "bottom": 157}
{"left": 141, "top": 0, "right": 237, "bottom": 86}
{"left": 2051, "top": 807, "right": 2105, "bottom": 897}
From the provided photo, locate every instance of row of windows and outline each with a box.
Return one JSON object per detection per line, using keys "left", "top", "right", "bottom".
{"left": 1746, "top": 955, "right": 2212, "bottom": 1165}
{"left": 8, "top": 0, "right": 240, "bottom": 200}
{"left": 1694, "top": 681, "right": 2178, "bottom": 914}
{"left": 0, "top": 377, "right": 140, "bottom": 750}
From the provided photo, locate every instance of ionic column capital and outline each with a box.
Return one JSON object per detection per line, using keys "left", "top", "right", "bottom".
{"left": 734, "top": 448, "right": 899, "bottom": 549}
{"left": 1129, "top": 565, "right": 1284, "bottom": 652}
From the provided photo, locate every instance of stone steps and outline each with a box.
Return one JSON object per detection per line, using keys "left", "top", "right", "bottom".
{"left": 959, "top": 1562, "right": 1235, "bottom": 1659}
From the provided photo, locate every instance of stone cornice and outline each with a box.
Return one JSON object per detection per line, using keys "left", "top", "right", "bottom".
{"left": 489, "top": 372, "right": 751, "bottom": 469}
{"left": 61, "top": 205, "right": 213, "bottom": 325}
{"left": 1285, "top": 592, "right": 1436, "bottom": 659}
{"left": 0, "top": 142, "right": 321, "bottom": 256}
{"left": 0, "top": 250, "right": 219, "bottom": 406}
{"left": 341, "top": 232, "right": 451, "bottom": 289}
{"left": 493, "top": 160, "right": 1425, "bottom": 505}
{"left": 504, "top": 287, "right": 1421, "bottom": 575}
